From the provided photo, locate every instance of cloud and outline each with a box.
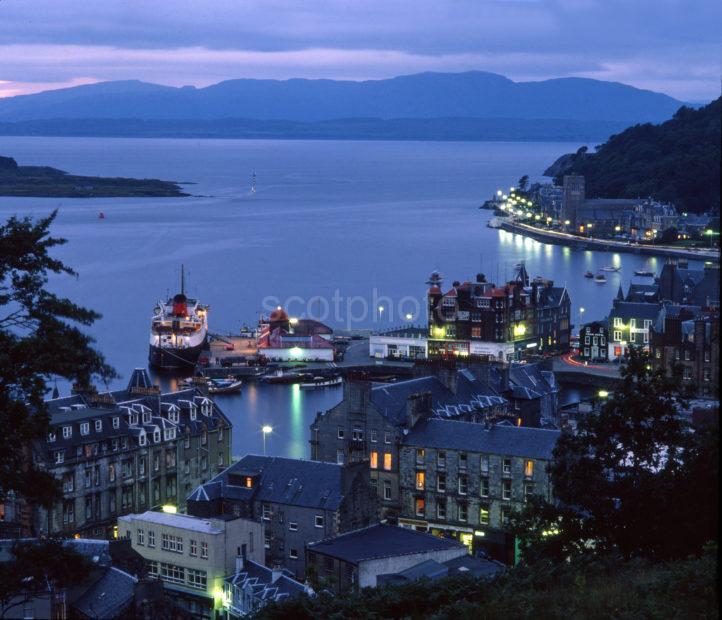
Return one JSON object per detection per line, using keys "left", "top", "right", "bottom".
{"left": 0, "top": 0, "right": 719, "bottom": 100}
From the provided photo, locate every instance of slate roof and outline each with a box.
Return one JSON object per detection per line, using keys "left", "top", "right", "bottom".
{"left": 609, "top": 300, "right": 662, "bottom": 321}
{"left": 307, "top": 523, "right": 464, "bottom": 564}
{"left": 402, "top": 418, "right": 560, "bottom": 459}
{"left": 188, "top": 455, "right": 347, "bottom": 511}
{"left": 72, "top": 567, "right": 137, "bottom": 619}
{"left": 507, "top": 364, "right": 558, "bottom": 400}
{"left": 369, "top": 373, "right": 506, "bottom": 426}
{"left": 626, "top": 283, "right": 660, "bottom": 302}
{"left": 225, "top": 559, "right": 306, "bottom": 603}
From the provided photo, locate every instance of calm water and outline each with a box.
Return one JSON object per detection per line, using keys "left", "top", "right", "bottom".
{"left": 0, "top": 136, "right": 701, "bottom": 457}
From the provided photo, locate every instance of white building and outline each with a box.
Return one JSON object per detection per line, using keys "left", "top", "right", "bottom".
{"left": 118, "top": 510, "right": 263, "bottom": 620}
{"left": 369, "top": 327, "right": 428, "bottom": 359}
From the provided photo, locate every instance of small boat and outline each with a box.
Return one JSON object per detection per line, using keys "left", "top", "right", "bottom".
{"left": 178, "top": 375, "right": 209, "bottom": 389}
{"left": 594, "top": 274, "right": 607, "bottom": 283}
{"left": 207, "top": 378, "right": 243, "bottom": 394}
{"left": 583, "top": 271, "right": 594, "bottom": 279}
{"left": 251, "top": 172, "right": 257, "bottom": 194}
{"left": 600, "top": 265, "right": 620, "bottom": 272}
{"left": 262, "top": 370, "right": 311, "bottom": 384}
{"left": 300, "top": 376, "right": 342, "bottom": 389}
{"left": 98, "top": 211, "right": 105, "bottom": 219}
{"left": 634, "top": 270, "right": 655, "bottom": 277}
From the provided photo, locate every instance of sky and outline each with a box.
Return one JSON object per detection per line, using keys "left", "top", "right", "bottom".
{"left": 0, "top": 0, "right": 720, "bottom": 101}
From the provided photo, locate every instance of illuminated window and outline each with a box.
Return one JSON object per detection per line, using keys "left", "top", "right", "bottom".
{"left": 524, "top": 460, "right": 534, "bottom": 478}
{"left": 245, "top": 476, "right": 253, "bottom": 488}
{"left": 415, "top": 448, "right": 425, "bottom": 464}
{"left": 415, "top": 471, "right": 425, "bottom": 490}
{"left": 383, "top": 453, "right": 392, "bottom": 471}
{"left": 370, "top": 451, "right": 378, "bottom": 469}
{"left": 479, "top": 507, "right": 489, "bottom": 525}
{"left": 415, "top": 497, "right": 425, "bottom": 517}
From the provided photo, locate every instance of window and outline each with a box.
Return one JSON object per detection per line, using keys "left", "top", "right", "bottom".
{"left": 415, "top": 471, "right": 425, "bottom": 490}
{"left": 502, "top": 480, "right": 512, "bottom": 500}
{"left": 684, "top": 350, "right": 690, "bottom": 361}
{"left": 186, "top": 568, "right": 207, "bottom": 590}
{"left": 458, "top": 452, "right": 467, "bottom": 470}
{"left": 630, "top": 319, "right": 636, "bottom": 329}
{"left": 384, "top": 432, "right": 391, "bottom": 444}
{"left": 153, "top": 452, "right": 160, "bottom": 471}
{"left": 55, "top": 450, "right": 64, "bottom": 464}
{"left": 613, "top": 317, "right": 622, "bottom": 327}
{"left": 262, "top": 504, "right": 271, "bottom": 520}
{"left": 62, "top": 473, "right": 74, "bottom": 492}
{"left": 315, "top": 515, "right": 324, "bottom": 528}
{"left": 289, "top": 522, "right": 298, "bottom": 531}
{"left": 584, "top": 335, "right": 590, "bottom": 344}
{"left": 264, "top": 534, "right": 271, "bottom": 549}
{"left": 218, "top": 451, "right": 224, "bottom": 466}
{"left": 480, "top": 455, "right": 489, "bottom": 474}
{"left": 166, "top": 450, "right": 176, "bottom": 468}
{"left": 613, "top": 330, "right": 622, "bottom": 341}
{"left": 501, "top": 507, "right": 510, "bottom": 527}
{"left": 437, "top": 500, "right": 446, "bottom": 519}
{"left": 458, "top": 502, "right": 468, "bottom": 522}
{"left": 383, "top": 481, "right": 392, "bottom": 501}
{"left": 190, "top": 539, "right": 197, "bottom": 556}
{"left": 48, "top": 431, "right": 57, "bottom": 443}
{"left": 524, "top": 460, "right": 534, "bottom": 478}
{"left": 84, "top": 469, "right": 92, "bottom": 488}
{"left": 200, "top": 542, "right": 208, "bottom": 559}
{"left": 79, "top": 422, "right": 89, "bottom": 436}
{"left": 153, "top": 430, "right": 161, "bottom": 443}
{"left": 289, "top": 548, "right": 299, "bottom": 559}
{"left": 137, "top": 529, "right": 144, "bottom": 546}
{"left": 437, "top": 451, "right": 446, "bottom": 468}
{"left": 370, "top": 430, "right": 378, "bottom": 443}
{"left": 524, "top": 483, "right": 536, "bottom": 501}
{"left": 415, "top": 448, "right": 425, "bottom": 465}
{"left": 337, "top": 426, "right": 345, "bottom": 439}
{"left": 147, "top": 560, "right": 158, "bottom": 577}
{"left": 383, "top": 453, "right": 392, "bottom": 471}
{"left": 458, "top": 474, "right": 468, "bottom": 495}
{"left": 184, "top": 434, "right": 190, "bottom": 449}
{"left": 370, "top": 451, "right": 378, "bottom": 469}
{"left": 201, "top": 431, "right": 207, "bottom": 445}
{"left": 148, "top": 530, "right": 155, "bottom": 547}
{"left": 336, "top": 450, "right": 345, "bottom": 465}
{"left": 415, "top": 497, "right": 425, "bottom": 517}
{"left": 502, "top": 458, "right": 512, "bottom": 476}
{"left": 479, "top": 507, "right": 489, "bottom": 525}
{"left": 201, "top": 455, "right": 207, "bottom": 471}
{"left": 352, "top": 427, "right": 363, "bottom": 441}
{"left": 437, "top": 473, "right": 446, "bottom": 492}
{"left": 95, "top": 419, "right": 102, "bottom": 432}
{"left": 160, "top": 563, "right": 185, "bottom": 585}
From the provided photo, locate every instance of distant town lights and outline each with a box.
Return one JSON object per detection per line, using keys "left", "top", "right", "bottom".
{"left": 497, "top": 190, "right": 503, "bottom": 196}
{"left": 262, "top": 425, "right": 273, "bottom": 434}
{"left": 405, "top": 313, "right": 413, "bottom": 320}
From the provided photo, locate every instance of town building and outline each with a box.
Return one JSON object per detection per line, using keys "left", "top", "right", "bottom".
{"left": 426, "top": 267, "right": 571, "bottom": 361}
{"left": 398, "top": 419, "right": 559, "bottom": 564}
{"left": 38, "top": 369, "right": 231, "bottom": 539}
{"left": 305, "top": 523, "right": 467, "bottom": 594}
{"left": 650, "top": 307, "right": 719, "bottom": 398}
{"left": 579, "top": 321, "right": 609, "bottom": 362}
{"left": 118, "top": 510, "right": 264, "bottom": 620}
{"left": 659, "top": 259, "right": 720, "bottom": 308}
{"left": 309, "top": 369, "right": 509, "bottom": 517}
{"left": 369, "top": 326, "right": 428, "bottom": 359}
{"left": 222, "top": 555, "right": 309, "bottom": 619}
{"left": 561, "top": 174, "right": 585, "bottom": 228}
{"left": 607, "top": 298, "right": 662, "bottom": 360}
{"left": 186, "top": 456, "right": 377, "bottom": 579}
{"left": 256, "top": 307, "right": 334, "bottom": 362}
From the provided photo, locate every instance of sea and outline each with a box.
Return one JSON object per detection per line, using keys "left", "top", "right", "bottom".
{"left": 0, "top": 136, "right": 702, "bottom": 458}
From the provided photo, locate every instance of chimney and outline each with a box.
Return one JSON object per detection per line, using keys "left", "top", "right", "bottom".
{"left": 344, "top": 372, "right": 372, "bottom": 414}
{"left": 435, "top": 361, "right": 458, "bottom": 394}
{"left": 406, "top": 391, "right": 432, "bottom": 429}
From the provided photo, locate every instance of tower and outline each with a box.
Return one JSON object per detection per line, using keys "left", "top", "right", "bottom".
{"left": 562, "top": 175, "right": 585, "bottom": 229}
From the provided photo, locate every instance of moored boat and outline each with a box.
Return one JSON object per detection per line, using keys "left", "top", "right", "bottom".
{"left": 300, "top": 376, "right": 342, "bottom": 389}
{"left": 634, "top": 270, "right": 655, "bottom": 277}
{"left": 207, "top": 377, "right": 243, "bottom": 394}
{"left": 594, "top": 274, "right": 607, "bottom": 283}
{"left": 583, "top": 271, "right": 594, "bottom": 278}
{"left": 600, "top": 265, "right": 620, "bottom": 272}
{"left": 262, "top": 369, "right": 312, "bottom": 384}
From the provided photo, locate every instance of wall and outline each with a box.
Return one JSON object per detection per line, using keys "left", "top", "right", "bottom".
{"left": 358, "top": 547, "right": 467, "bottom": 588}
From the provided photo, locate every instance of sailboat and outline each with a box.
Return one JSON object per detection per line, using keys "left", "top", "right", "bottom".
{"left": 251, "top": 172, "right": 257, "bottom": 194}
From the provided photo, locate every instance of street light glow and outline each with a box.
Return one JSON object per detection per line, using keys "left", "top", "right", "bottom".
{"left": 262, "top": 425, "right": 273, "bottom": 434}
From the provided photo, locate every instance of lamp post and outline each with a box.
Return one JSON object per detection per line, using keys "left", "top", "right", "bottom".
{"left": 262, "top": 425, "right": 273, "bottom": 455}
{"left": 578, "top": 307, "right": 585, "bottom": 338}
{"left": 377, "top": 305, "right": 384, "bottom": 321}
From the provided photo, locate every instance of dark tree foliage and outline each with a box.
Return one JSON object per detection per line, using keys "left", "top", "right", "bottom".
{"left": 0, "top": 211, "right": 114, "bottom": 507}
{"left": 0, "top": 539, "right": 92, "bottom": 617}
{"left": 552, "top": 97, "right": 721, "bottom": 214}
{"left": 511, "top": 349, "right": 718, "bottom": 562}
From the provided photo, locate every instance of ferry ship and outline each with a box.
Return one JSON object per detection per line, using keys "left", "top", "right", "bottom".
{"left": 148, "top": 270, "right": 209, "bottom": 370}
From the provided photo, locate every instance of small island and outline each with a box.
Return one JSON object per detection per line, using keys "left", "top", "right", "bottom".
{"left": 0, "top": 155, "right": 188, "bottom": 198}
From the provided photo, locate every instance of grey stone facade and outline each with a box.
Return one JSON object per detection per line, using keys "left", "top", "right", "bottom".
{"left": 38, "top": 370, "right": 231, "bottom": 539}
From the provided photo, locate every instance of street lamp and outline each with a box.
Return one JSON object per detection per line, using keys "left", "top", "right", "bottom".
{"left": 405, "top": 313, "right": 413, "bottom": 321}
{"left": 378, "top": 305, "right": 384, "bottom": 321}
{"left": 262, "top": 425, "right": 273, "bottom": 455}
{"left": 578, "top": 307, "right": 585, "bottom": 338}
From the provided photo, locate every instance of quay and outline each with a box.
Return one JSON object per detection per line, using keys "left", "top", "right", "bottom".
{"left": 497, "top": 219, "right": 720, "bottom": 263}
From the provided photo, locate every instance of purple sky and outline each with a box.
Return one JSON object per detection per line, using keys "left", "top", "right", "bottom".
{"left": 0, "top": 0, "right": 720, "bottom": 101}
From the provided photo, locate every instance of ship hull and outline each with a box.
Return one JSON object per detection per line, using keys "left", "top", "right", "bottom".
{"left": 149, "top": 340, "right": 205, "bottom": 370}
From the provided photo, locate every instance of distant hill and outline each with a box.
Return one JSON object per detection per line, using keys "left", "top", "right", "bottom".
{"left": 546, "top": 97, "right": 721, "bottom": 214}
{"left": 0, "top": 72, "right": 684, "bottom": 141}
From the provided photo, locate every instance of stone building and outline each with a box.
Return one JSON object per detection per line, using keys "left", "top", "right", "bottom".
{"left": 650, "top": 308, "right": 719, "bottom": 398}
{"left": 186, "top": 456, "right": 377, "bottom": 579}
{"left": 658, "top": 259, "right": 720, "bottom": 308}
{"left": 118, "top": 510, "right": 264, "bottom": 620}
{"left": 309, "top": 370, "right": 508, "bottom": 517}
{"left": 39, "top": 369, "right": 231, "bottom": 538}
{"left": 579, "top": 321, "right": 609, "bottom": 362}
{"left": 398, "top": 419, "right": 559, "bottom": 563}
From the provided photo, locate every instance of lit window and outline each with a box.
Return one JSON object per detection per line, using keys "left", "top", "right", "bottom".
{"left": 415, "top": 471, "right": 425, "bottom": 490}
{"left": 383, "top": 453, "right": 392, "bottom": 471}
{"left": 370, "top": 451, "right": 378, "bottom": 469}
{"left": 479, "top": 507, "right": 489, "bottom": 525}
{"left": 415, "top": 497, "right": 425, "bottom": 517}
{"left": 524, "top": 460, "right": 534, "bottom": 477}
{"left": 415, "top": 448, "right": 425, "bottom": 464}
{"left": 245, "top": 476, "right": 253, "bottom": 488}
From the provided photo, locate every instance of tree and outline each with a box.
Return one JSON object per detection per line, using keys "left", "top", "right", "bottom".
{"left": 658, "top": 227, "right": 679, "bottom": 244}
{"left": 512, "top": 349, "right": 717, "bottom": 562}
{"left": 0, "top": 539, "right": 91, "bottom": 618}
{"left": 0, "top": 211, "right": 114, "bottom": 508}
{"left": 517, "top": 175, "right": 529, "bottom": 192}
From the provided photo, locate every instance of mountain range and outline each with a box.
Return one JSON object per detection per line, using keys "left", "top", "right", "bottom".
{"left": 0, "top": 71, "right": 687, "bottom": 140}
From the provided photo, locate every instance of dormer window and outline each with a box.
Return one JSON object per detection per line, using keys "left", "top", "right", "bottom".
{"left": 190, "top": 408, "right": 197, "bottom": 421}
{"left": 80, "top": 422, "right": 90, "bottom": 436}
{"left": 48, "top": 432, "right": 56, "bottom": 443}
{"left": 63, "top": 426, "right": 72, "bottom": 439}
{"left": 129, "top": 413, "right": 138, "bottom": 426}
{"left": 142, "top": 411, "right": 151, "bottom": 424}
{"left": 154, "top": 430, "right": 161, "bottom": 443}
{"left": 139, "top": 431, "right": 147, "bottom": 447}
{"left": 94, "top": 420, "right": 102, "bottom": 432}
{"left": 112, "top": 417, "right": 119, "bottom": 429}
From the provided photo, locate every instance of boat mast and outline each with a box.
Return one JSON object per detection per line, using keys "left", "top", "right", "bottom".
{"left": 181, "top": 264, "right": 185, "bottom": 295}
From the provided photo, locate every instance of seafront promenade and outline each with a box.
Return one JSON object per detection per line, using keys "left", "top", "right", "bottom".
{"left": 497, "top": 219, "right": 720, "bottom": 263}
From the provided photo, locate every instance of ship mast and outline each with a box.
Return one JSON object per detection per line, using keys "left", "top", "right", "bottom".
{"left": 181, "top": 264, "right": 185, "bottom": 295}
